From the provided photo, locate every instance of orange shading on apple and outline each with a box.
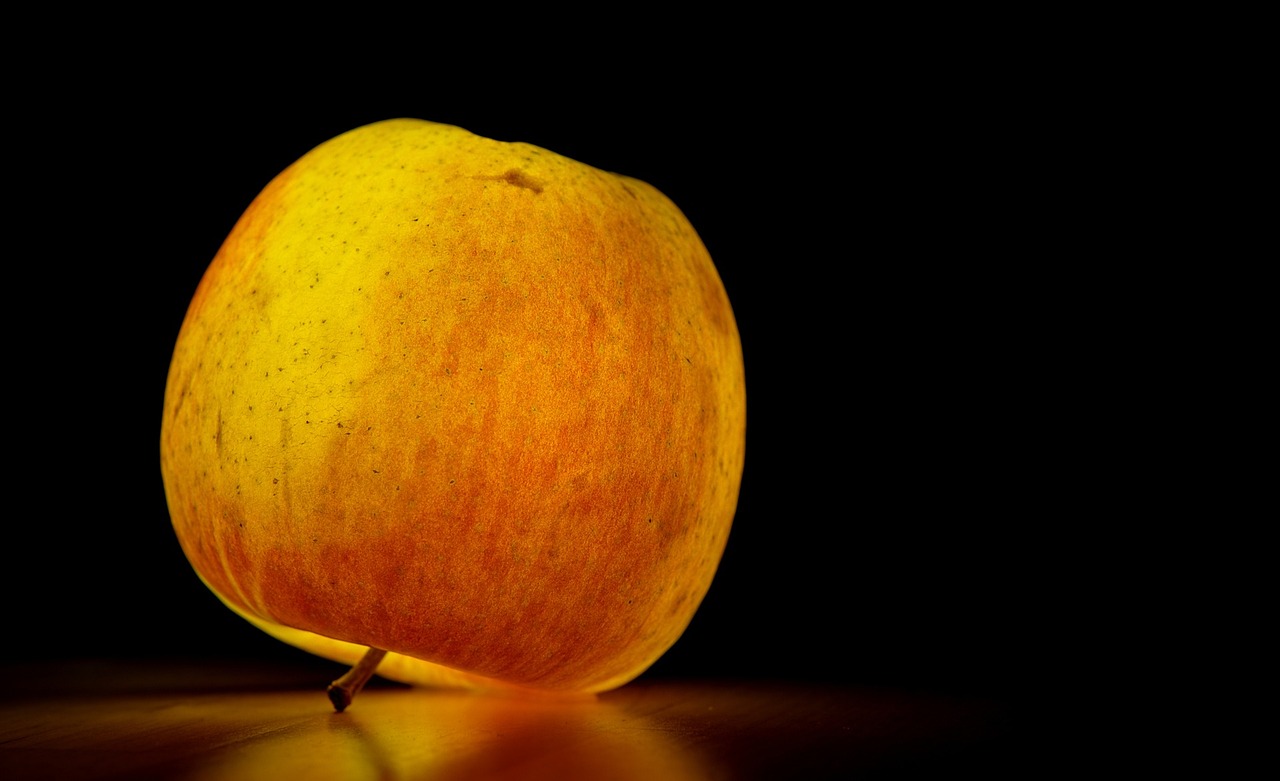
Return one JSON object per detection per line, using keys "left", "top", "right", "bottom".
{"left": 160, "top": 119, "right": 746, "bottom": 709}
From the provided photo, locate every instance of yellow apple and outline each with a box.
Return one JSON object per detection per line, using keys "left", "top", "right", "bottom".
{"left": 160, "top": 118, "right": 746, "bottom": 703}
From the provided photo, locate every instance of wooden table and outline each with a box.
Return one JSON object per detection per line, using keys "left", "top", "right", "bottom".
{"left": 1, "top": 659, "right": 1034, "bottom": 779}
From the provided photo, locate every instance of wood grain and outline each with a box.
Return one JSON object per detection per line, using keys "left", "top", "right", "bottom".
{"left": 0, "top": 660, "right": 1026, "bottom": 780}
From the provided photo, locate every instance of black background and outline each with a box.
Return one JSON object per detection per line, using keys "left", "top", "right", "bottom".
{"left": 7, "top": 64, "right": 1100, "bottom": 707}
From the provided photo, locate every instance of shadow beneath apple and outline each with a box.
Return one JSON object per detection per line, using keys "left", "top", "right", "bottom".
{"left": 184, "top": 684, "right": 713, "bottom": 781}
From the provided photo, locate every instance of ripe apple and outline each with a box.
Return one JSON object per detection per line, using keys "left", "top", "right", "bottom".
{"left": 159, "top": 119, "right": 746, "bottom": 706}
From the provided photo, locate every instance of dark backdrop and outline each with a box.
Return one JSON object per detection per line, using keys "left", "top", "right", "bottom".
{"left": 9, "top": 80, "right": 1083, "bottom": 705}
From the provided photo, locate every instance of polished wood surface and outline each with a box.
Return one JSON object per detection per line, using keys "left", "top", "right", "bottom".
{"left": 1, "top": 659, "right": 1028, "bottom": 780}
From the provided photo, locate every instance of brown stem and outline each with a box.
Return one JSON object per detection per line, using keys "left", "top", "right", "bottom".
{"left": 327, "top": 647, "right": 388, "bottom": 712}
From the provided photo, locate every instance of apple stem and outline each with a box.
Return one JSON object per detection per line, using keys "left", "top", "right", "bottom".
{"left": 327, "top": 647, "right": 388, "bottom": 712}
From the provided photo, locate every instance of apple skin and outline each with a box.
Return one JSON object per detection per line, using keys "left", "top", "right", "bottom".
{"left": 159, "top": 119, "right": 746, "bottom": 695}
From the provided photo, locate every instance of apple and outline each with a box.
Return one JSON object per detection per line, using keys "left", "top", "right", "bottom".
{"left": 160, "top": 119, "right": 746, "bottom": 708}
